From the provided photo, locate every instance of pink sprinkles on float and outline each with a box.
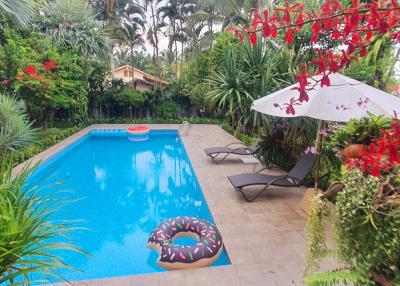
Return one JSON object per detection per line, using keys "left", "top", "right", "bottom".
{"left": 147, "top": 216, "right": 224, "bottom": 270}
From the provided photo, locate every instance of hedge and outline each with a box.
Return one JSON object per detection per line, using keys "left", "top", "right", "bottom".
{"left": 4, "top": 117, "right": 227, "bottom": 167}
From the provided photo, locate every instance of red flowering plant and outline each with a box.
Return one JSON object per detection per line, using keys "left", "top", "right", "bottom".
{"left": 346, "top": 121, "right": 400, "bottom": 177}
{"left": 0, "top": 31, "right": 88, "bottom": 123}
{"left": 42, "top": 60, "right": 58, "bottom": 72}
{"left": 229, "top": 0, "right": 400, "bottom": 114}
{"left": 305, "top": 121, "right": 400, "bottom": 285}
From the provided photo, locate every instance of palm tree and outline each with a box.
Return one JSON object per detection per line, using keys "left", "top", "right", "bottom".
{"left": 144, "top": 0, "right": 163, "bottom": 66}
{"left": 157, "top": 0, "right": 181, "bottom": 73}
{"left": 157, "top": 0, "right": 197, "bottom": 78}
{"left": 0, "top": 94, "right": 36, "bottom": 155}
{"left": 189, "top": 0, "right": 273, "bottom": 51}
{"left": 0, "top": 0, "right": 36, "bottom": 28}
{"left": 119, "top": 19, "right": 145, "bottom": 88}
{"left": 36, "top": 0, "right": 109, "bottom": 58}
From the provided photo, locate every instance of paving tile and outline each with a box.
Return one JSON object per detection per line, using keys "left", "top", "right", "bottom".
{"left": 158, "top": 270, "right": 187, "bottom": 286}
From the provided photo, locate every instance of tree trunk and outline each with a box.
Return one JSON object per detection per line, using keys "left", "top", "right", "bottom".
{"left": 181, "top": 41, "right": 184, "bottom": 79}
{"left": 130, "top": 44, "right": 135, "bottom": 90}
{"left": 150, "top": 4, "right": 159, "bottom": 65}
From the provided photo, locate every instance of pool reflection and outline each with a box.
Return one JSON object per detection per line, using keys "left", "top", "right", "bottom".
{"left": 27, "top": 130, "right": 229, "bottom": 282}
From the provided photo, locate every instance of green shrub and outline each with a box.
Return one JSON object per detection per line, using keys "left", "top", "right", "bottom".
{"left": 84, "top": 117, "right": 223, "bottom": 125}
{"left": 327, "top": 115, "right": 391, "bottom": 149}
{"left": 113, "top": 89, "right": 145, "bottom": 107}
{"left": 0, "top": 30, "right": 88, "bottom": 124}
{"left": 2, "top": 125, "right": 83, "bottom": 167}
{"left": 257, "top": 117, "right": 318, "bottom": 170}
{"left": 154, "top": 101, "right": 179, "bottom": 118}
{"left": 305, "top": 169, "right": 400, "bottom": 285}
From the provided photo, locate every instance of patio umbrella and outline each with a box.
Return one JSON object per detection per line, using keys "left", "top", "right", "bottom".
{"left": 251, "top": 73, "right": 400, "bottom": 187}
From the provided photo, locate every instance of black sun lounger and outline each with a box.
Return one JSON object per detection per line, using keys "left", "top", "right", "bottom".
{"left": 204, "top": 143, "right": 258, "bottom": 164}
{"left": 228, "top": 153, "right": 317, "bottom": 202}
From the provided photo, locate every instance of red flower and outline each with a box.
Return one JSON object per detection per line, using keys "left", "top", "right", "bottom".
{"left": 2, "top": 79, "right": 10, "bottom": 85}
{"left": 283, "top": 97, "right": 300, "bottom": 115}
{"left": 346, "top": 124, "right": 400, "bottom": 176}
{"left": 291, "top": 87, "right": 309, "bottom": 102}
{"left": 42, "top": 59, "right": 57, "bottom": 72}
{"left": 284, "top": 28, "right": 294, "bottom": 44}
{"left": 249, "top": 32, "right": 257, "bottom": 46}
{"left": 320, "top": 75, "right": 331, "bottom": 87}
{"left": 24, "top": 65, "right": 37, "bottom": 75}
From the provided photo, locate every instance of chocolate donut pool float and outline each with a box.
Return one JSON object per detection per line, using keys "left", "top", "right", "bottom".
{"left": 148, "top": 216, "right": 223, "bottom": 270}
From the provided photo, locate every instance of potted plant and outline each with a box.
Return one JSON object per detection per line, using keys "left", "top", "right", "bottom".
{"left": 304, "top": 121, "right": 400, "bottom": 286}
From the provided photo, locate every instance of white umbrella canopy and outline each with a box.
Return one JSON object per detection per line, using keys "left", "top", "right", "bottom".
{"left": 252, "top": 73, "right": 400, "bottom": 122}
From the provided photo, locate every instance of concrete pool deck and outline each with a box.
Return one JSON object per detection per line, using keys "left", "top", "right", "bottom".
{"left": 16, "top": 124, "right": 309, "bottom": 286}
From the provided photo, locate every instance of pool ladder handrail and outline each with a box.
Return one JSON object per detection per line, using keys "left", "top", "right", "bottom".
{"left": 179, "top": 121, "right": 191, "bottom": 136}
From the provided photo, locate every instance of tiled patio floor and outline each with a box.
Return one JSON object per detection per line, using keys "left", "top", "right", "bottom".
{"left": 16, "top": 124, "right": 310, "bottom": 286}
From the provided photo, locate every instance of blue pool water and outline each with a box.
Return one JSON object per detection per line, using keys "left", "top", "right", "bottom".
{"left": 26, "top": 129, "right": 229, "bottom": 282}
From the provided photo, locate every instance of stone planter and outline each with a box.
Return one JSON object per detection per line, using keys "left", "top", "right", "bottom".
{"left": 300, "top": 188, "right": 321, "bottom": 215}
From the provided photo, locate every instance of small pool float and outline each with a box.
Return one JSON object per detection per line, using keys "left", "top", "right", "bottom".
{"left": 127, "top": 125, "right": 150, "bottom": 135}
{"left": 148, "top": 216, "right": 223, "bottom": 270}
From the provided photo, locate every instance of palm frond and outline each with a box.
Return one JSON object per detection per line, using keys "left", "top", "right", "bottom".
{"left": 0, "top": 94, "right": 36, "bottom": 155}
{"left": 0, "top": 160, "right": 88, "bottom": 284}
{"left": 0, "top": 0, "right": 35, "bottom": 27}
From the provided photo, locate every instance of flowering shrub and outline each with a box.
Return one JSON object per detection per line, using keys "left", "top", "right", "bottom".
{"left": 306, "top": 119, "right": 400, "bottom": 285}
{"left": 346, "top": 121, "right": 400, "bottom": 176}
{"left": 0, "top": 30, "right": 87, "bottom": 123}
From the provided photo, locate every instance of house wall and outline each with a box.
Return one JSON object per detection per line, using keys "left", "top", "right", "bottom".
{"left": 108, "top": 67, "right": 152, "bottom": 92}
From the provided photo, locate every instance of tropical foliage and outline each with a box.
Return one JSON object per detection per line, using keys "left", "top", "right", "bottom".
{"left": 35, "top": 0, "right": 109, "bottom": 58}
{"left": 0, "top": 0, "right": 400, "bottom": 284}
{"left": 207, "top": 34, "right": 297, "bottom": 132}
{"left": 0, "top": 160, "right": 85, "bottom": 285}
{"left": 305, "top": 120, "right": 400, "bottom": 285}
{"left": 326, "top": 115, "right": 392, "bottom": 150}
{"left": 0, "top": 0, "right": 36, "bottom": 28}
{"left": 0, "top": 94, "right": 36, "bottom": 155}
{"left": 0, "top": 30, "right": 88, "bottom": 124}
{"left": 258, "top": 117, "right": 318, "bottom": 170}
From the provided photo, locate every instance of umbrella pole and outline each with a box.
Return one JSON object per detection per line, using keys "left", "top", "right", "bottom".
{"left": 314, "top": 120, "right": 325, "bottom": 190}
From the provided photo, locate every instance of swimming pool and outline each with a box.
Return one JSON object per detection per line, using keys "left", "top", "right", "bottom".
{"left": 26, "top": 129, "right": 229, "bottom": 282}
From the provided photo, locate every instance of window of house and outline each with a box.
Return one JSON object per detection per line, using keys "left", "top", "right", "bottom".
{"left": 124, "top": 70, "right": 128, "bottom": 77}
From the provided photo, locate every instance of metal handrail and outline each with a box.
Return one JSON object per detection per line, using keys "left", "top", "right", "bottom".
{"left": 179, "top": 121, "right": 191, "bottom": 136}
